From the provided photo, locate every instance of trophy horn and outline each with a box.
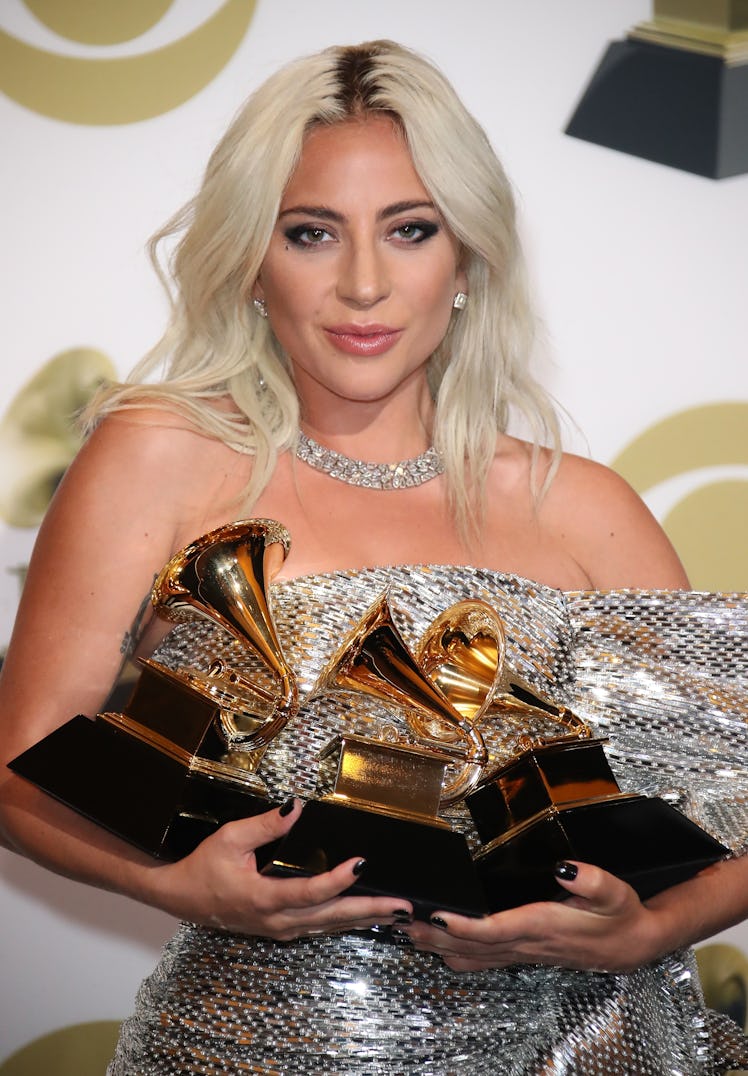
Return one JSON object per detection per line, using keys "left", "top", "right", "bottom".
{"left": 152, "top": 518, "right": 299, "bottom": 747}
{"left": 419, "top": 600, "right": 590, "bottom": 764}
{"left": 416, "top": 600, "right": 506, "bottom": 729}
{"left": 310, "top": 592, "right": 487, "bottom": 805}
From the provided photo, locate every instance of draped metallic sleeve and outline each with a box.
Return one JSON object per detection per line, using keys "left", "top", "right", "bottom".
{"left": 564, "top": 589, "right": 748, "bottom": 855}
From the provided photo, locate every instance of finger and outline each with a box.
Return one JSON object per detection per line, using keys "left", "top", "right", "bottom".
{"left": 411, "top": 909, "right": 528, "bottom": 945}
{"left": 406, "top": 903, "right": 565, "bottom": 962}
{"left": 276, "top": 855, "right": 368, "bottom": 908}
{"left": 210, "top": 798, "right": 303, "bottom": 859}
{"left": 266, "top": 855, "right": 416, "bottom": 921}
{"left": 404, "top": 916, "right": 495, "bottom": 958}
{"left": 299, "top": 893, "right": 414, "bottom": 932}
{"left": 553, "top": 861, "right": 633, "bottom": 913}
{"left": 270, "top": 889, "right": 416, "bottom": 941}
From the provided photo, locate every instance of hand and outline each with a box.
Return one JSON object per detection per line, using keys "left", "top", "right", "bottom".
{"left": 404, "top": 862, "right": 663, "bottom": 974}
{"left": 149, "top": 799, "right": 413, "bottom": 940}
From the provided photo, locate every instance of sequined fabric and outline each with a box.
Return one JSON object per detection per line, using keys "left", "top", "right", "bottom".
{"left": 566, "top": 590, "right": 748, "bottom": 858}
{"left": 109, "top": 567, "right": 748, "bottom": 1075}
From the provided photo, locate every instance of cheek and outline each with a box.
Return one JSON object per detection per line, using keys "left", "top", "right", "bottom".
{"left": 420, "top": 252, "right": 461, "bottom": 299}
{"left": 260, "top": 271, "right": 304, "bottom": 323}
{"left": 262, "top": 259, "right": 328, "bottom": 320}
{"left": 412, "top": 266, "right": 460, "bottom": 320}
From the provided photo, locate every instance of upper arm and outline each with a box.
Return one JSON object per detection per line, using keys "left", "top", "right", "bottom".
{"left": 0, "top": 411, "right": 207, "bottom": 763}
{"left": 544, "top": 454, "right": 689, "bottom": 591}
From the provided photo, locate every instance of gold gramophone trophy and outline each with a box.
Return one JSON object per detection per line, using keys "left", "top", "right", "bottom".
{"left": 464, "top": 665, "right": 730, "bottom": 911}
{"left": 10, "top": 519, "right": 297, "bottom": 859}
{"left": 264, "top": 597, "right": 504, "bottom": 919}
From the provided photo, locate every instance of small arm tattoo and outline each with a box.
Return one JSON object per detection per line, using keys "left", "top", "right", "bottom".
{"left": 120, "top": 576, "right": 157, "bottom": 660}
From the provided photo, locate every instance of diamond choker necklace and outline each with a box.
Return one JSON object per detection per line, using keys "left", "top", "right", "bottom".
{"left": 296, "top": 431, "right": 445, "bottom": 490}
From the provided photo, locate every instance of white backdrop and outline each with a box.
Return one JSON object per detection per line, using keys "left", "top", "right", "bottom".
{"left": 1, "top": 0, "right": 746, "bottom": 1061}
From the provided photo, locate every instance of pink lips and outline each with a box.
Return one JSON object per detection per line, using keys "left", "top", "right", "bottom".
{"left": 324, "top": 323, "right": 402, "bottom": 357}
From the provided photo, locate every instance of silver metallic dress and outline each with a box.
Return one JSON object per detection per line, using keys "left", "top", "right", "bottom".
{"left": 109, "top": 566, "right": 748, "bottom": 1075}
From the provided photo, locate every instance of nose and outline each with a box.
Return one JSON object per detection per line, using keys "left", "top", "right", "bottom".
{"left": 336, "top": 237, "right": 390, "bottom": 308}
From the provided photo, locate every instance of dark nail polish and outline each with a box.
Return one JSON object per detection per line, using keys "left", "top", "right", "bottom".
{"left": 430, "top": 915, "right": 448, "bottom": 930}
{"left": 392, "top": 909, "right": 412, "bottom": 923}
{"left": 279, "top": 797, "right": 296, "bottom": 817}
{"left": 390, "top": 928, "right": 412, "bottom": 945}
{"left": 555, "top": 861, "right": 578, "bottom": 881}
{"left": 352, "top": 858, "right": 367, "bottom": 876}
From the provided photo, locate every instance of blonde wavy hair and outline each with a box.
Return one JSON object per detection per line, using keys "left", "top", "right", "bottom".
{"left": 88, "top": 39, "right": 560, "bottom": 533}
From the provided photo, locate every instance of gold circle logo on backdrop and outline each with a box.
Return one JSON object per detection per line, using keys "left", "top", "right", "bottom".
{"left": 0, "top": 1020, "right": 121, "bottom": 1075}
{"left": 696, "top": 943, "right": 748, "bottom": 1032}
{"left": 0, "top": 0, "right": 256, "bottom": 125}
{"left": 24, "top": 1, "right": 174, "bottom": 45}
{"left": 610, "top": 402, "right": 748, "bottom": 591}
{"left": 0, "top": 349, "right": 116, "bottom": 528}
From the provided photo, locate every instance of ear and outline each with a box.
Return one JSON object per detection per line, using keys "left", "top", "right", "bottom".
{"left": 252, "top": 278, "right": 265, "bottom": 302}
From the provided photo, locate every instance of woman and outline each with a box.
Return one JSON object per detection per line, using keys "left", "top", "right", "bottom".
{"left": 1, "top": 40, "right": 747, "bottom": 1074}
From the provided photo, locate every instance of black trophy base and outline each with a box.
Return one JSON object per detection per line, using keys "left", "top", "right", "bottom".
{"left": 565, "top": 38, "right": 748, "bottom": 178}
{"left": 475, "top": 794, "right": 729, "bottom": 912}
{"left": 264, "top": 799, "right": 488, "bottom": 921}
{"left": 9, "top": 714, "right": 272, "bottom": 860}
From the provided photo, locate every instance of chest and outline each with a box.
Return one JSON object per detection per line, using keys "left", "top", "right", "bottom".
{"left": 252, "top": 468, "right": 588, "bottom": 588}
{"left": 170, "top": 448, "right": 591, "bottom": 589}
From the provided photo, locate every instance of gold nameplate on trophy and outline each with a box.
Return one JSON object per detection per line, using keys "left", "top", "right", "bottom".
{"left": 317, "top": 731, "right": 453, "bottom": 827}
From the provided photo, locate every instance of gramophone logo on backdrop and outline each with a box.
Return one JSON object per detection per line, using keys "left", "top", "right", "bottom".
{"left": 0, "top": 0, "right": 256, "bottom": 124}
{"left": 611, "top": 402, "right": 748, "bottom": 591}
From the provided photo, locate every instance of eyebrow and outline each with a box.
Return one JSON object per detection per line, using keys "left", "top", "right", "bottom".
{"left": 278, "top": 200, "right": 436, "bottom": 223}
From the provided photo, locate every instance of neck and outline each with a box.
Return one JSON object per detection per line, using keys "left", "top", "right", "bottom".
{"left": 298, "top": 380, "right": 436, "bottom": 464}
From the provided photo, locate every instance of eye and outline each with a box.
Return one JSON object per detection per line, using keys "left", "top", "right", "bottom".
{"left": 390, "top": 220, "right": 439, "bottom": 244}
{"left": 283, "top": 224, "right": 334, "bottom": 247}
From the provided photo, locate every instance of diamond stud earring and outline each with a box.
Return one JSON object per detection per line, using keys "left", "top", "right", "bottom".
{"left": 253, "top": 297, "right": 268, "bottom": 319}
{"left": 452, "top": 292, "right": 468, "bottom": 310}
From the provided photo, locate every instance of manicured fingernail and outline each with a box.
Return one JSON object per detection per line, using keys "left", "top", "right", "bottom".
{"left": 352, "top": 858, "right": 367, "bottom": 876}
{"left": 390, "top": 928, "right": 412, "bottom": 945}
{"left": 430, "top": 915, "right": 448, "bottom": 929}
{"left": 392, "top": 909, "right": 412, "bottom": 923}
{"left": 279, "top": 797, "right": 296, "bottom": 817}
{"left": 555, "top": 861, "right": 578, "bottom": 881}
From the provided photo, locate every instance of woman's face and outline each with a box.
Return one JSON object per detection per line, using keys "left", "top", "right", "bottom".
{"left": 254, "top": 116, "right": 466, "bottom": 411}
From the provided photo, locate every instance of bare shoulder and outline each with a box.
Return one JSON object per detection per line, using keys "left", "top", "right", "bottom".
{"left": 61, "top": 406, "right": 247, "bottom": 542}
{"left": 29, "top": 404, "right": 235, "bottom": 614}
{"left": 541, "top": 451, "right": 689, "bottom": 590}
{"left": 81, "top": 404, "right": 233, "bottom": 476}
